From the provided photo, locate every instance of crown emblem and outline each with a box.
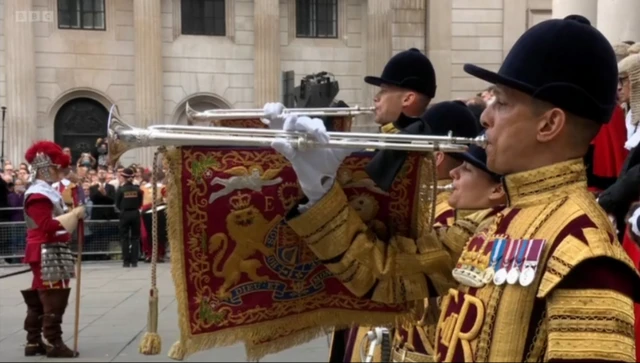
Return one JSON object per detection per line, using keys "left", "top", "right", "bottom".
{"left": 229, "top": 193, "right": 252, "bottom": 210}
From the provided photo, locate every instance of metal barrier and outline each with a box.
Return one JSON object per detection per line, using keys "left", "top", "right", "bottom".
{"left": 0, "top": 205, "right": 126, "bottom": 263}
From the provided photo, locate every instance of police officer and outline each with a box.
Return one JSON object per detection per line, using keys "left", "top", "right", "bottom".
{"left": 115, "top": 168, "right": 143, "bottom": 268}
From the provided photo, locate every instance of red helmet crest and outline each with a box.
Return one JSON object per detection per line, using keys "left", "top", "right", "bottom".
{"left": 24, "top": 141, "right": 70, "bottom": 169}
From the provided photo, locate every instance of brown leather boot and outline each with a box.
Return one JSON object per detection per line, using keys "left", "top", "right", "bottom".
{"left": 20, "top": 289, "right": 48, "bottom": 356}
{"left": 39, "top": 288, "right": 79, "bottom": 358}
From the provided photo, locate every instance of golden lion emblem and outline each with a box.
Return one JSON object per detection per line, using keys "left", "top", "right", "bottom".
{"left": 209, "top": 193, "right": 281, "bottom": 297}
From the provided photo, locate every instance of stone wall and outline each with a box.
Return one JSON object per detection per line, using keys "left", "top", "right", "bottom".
{"left": 8, "top": 0, "right": 627, "bottom": 165}
{"left": 32, "top": 0, "right": 135, "bottom": 139}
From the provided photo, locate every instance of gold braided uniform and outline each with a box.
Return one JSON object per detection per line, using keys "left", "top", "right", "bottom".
{"left": 287, "top": 159, "right": 639, "bottom": 362}
{"left": 392, "top": 208, "right": 502, "bottom": 362}
{"left": 329, "top": 179, "right": 459, "bottom": 362}
{"left": 433, "top": 179, "right": 454, "bottom": 227}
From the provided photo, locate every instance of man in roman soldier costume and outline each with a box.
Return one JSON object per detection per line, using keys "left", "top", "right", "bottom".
{"left": 21, "top": 141, "right": 85, "bottom": 358}
{"left": 273, "top": 14, "right": 638, "bottom": 362}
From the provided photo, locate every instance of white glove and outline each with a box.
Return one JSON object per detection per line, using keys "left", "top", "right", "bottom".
{"left": 261, "top": 102, "right": 286, "bottom": 130}
{"left": 271, "top": 115, "right": 355, "bottom": 210}
{"left": 628, "top": 209, "right": 640, "bottom": 237}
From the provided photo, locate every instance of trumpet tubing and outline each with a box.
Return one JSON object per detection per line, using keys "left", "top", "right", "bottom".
{"left": 185, "top": 102, "right": 375, "bottom": 122}
{"left": 106, "top": 105, "right": 486, "bottom": 167}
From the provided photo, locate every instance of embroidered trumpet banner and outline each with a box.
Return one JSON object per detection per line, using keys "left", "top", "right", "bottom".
{"left": 165, "top": 146, "right": 428, "bottom": 360}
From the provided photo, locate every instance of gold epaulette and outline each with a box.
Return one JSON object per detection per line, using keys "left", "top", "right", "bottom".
{"left": 537, "top": 220, "right": 640, "bottom": 298}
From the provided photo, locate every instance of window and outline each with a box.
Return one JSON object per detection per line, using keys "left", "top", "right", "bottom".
{"left": 58, "top": 0, "right": 106, "bottom": 30}
{"left": 296, "top": 0, "right": 338, "bottom": 38}
{"left": 181, "top": 0, "right": 226, "bottom": 36}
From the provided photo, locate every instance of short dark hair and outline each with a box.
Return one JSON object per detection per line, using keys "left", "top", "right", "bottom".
{"left": 530, "top": 98, "right": 600, "bottom": 151}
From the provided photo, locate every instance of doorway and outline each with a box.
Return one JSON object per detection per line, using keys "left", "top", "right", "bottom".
{"left": 54, "top": 98, "right": 109, "bottom": 166}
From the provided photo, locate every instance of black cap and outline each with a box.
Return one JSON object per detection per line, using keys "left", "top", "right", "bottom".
{"left": 422, "top": 101, "right": 480, "bottom": 138}
{"left": 121, "top": 168, "right": 134, "bottom": 178}
{"left": 364, "top": 48, "right": 437, "bottom": 98}
{"left": 463, "top": 15, "right": 618, "bottom": 124}
{"left": 365, "top": 101, "right": 479, "bottom": 191}
{"left": 451, "top": 135, "right": 502, "bottom": 182}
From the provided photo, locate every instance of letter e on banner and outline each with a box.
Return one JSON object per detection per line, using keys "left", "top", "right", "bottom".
{"left": 265, "top": 196, "right": 275, "bottom": 212}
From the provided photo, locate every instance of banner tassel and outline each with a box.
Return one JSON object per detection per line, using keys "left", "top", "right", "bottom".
{"left": 139, "top": 287, "right": 161, "bottom": 354}
{"left": 168, "top": 340, "right": 185, "bottom": 361}
{"left": 139, "top": 148, "right": 165, "bottom": 355}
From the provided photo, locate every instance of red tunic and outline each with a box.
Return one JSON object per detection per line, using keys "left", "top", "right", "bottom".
{"left": 23, "top": 193, "right": 70, "bottom": 289}
{"left": 591, "top": 106, "right": 629, "bottom": 178}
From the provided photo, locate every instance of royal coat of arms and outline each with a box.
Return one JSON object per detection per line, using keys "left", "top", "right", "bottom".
{"left": 163, "top": 146, "right": 431, "bottom": 360}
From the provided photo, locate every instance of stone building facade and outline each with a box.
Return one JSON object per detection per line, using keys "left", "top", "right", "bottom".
{"left": 2, "top": 0, "right": 639, "bottom": 166}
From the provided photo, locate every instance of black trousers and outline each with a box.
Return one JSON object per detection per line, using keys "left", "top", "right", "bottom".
{"left": 119, "top": 210, "right": 140, "bottom": 264}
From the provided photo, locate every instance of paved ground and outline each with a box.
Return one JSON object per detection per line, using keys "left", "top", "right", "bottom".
{"left": 0, "top": 262, "right": 330, "bottom": 362}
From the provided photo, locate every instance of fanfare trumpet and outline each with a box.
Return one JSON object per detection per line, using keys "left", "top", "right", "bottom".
{"left": 185, "top": 102, "right": 375, "bottom": 122}
{"left": 107, "top": 105, "right": 487, "bottom": 166}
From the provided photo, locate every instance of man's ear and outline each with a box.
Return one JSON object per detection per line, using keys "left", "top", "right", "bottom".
{"left": 434, "top": 151, "right": 445, "bottom": 167}
{"left": 402, "top": 92, "right": 416, "bottom": 107}
{"left": 488, "top": 182, "right": 506, "bottom": 203}
{"left": 536, "top": 108, "right": 566, "bottom": 143}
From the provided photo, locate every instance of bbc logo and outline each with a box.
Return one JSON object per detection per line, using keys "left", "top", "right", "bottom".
{"left": 15, "top": 11, "right": 54, "bottom": 23}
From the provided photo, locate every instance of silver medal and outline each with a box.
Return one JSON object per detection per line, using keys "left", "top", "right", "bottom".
{"left": 519, "top": 266, "right": 536, "bottom": 286}
{"left": 506, "top": 268, "right": 519, "bottom": 285}
{"left": 493, "top": 268, "right": 508, "bottom": 285}
{"left": 482, "top": 266, "right": 495, "bottom": 284}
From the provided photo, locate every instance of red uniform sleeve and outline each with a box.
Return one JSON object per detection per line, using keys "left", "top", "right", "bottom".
{"left": 24, "top": 194, "right": 64, "bottom": 234}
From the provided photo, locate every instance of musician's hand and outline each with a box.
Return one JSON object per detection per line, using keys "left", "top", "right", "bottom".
{"left": 261, "top": 102, "right": 286, "bottom": 129}
{"left": 271, "top": 115, "right": 353, "bottom": 209}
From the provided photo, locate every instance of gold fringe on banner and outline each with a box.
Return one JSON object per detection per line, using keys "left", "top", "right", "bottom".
{"left": 160, "top": 148, "right": 416, "bottom": 360}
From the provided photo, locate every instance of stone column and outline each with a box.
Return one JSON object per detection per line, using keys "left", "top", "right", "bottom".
{"left": 253, "top": 0, "right": 280, "bottom": 107}
{"left": 4, "top": 0, "right": 37, "bottom": 164}
{"left": 597, "top": 0, "right": 640, "bottom": 43}
{"left": 134, "top": 0, "right": 164, "bottom": 167}
{"left": 359, "top": 0, "right": 392, "bottom": 131}
{"left": 426, "top": 0, "right": 452, "bottom": 103}
{"left": 552, "top": 0, "right": 598, "bottom": 26}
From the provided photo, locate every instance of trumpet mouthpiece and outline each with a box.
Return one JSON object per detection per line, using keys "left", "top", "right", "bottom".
{"left": 437, "top": 184, "right": 454, "bottom": 192}
{"left": 473, "top": 134, "right": 488, "bottom": 148}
